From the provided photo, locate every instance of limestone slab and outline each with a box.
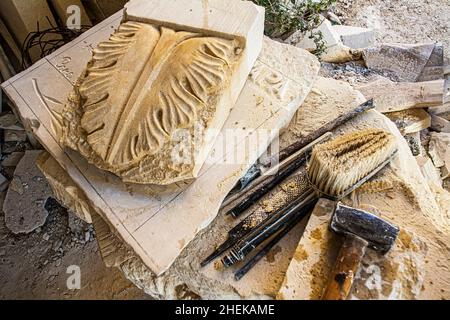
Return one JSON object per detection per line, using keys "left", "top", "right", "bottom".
{"left": 416, "top": 155, "right": 442, "bottom": 188}
{"left": 60, "top": 19, "right": 247, "bottom": 185}
{"left": 93, "top": 0, "right": 128, "bottom": 18}
{"left": 385, "top": 109, "right": 431, "bottom": 135}
{"left": 2, "top": 151, "right": 24, "bottom": 167}
{"left": 417, "top": 43, "right": 444, "bottom": 82}
{"left": 431, "top": 114, "right": 450, "bottom": 133}
{"left": 1, "top": 7, "right": 319, "bottom": 275}
{"left": 4, "top": 129, "right": 27, "bottom": 142}
{"left": 0, "top": 113, "right": 25, "bottom": 130}
{"left": 278, "top": 76, "right": 366, "bottom": 149}
{"left": 287, "top": 18, "right": 358, "bottom": 63}
{"left": 90, "top": 211, "right": 134, "bottom": 268}
{"left": 276, "top": 198, "right": 338, "bottom": 300}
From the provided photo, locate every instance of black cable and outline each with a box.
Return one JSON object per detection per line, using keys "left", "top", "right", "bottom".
{"left": 21, "top": 23, "right": 91, "bottom": 69}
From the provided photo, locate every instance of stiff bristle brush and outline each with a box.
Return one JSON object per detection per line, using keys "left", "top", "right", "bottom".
{"left": 307, "top": 128, "right": 398, "bottom": 200}
{"left": 306, "top": 128, "right": 398, "bottom": 300}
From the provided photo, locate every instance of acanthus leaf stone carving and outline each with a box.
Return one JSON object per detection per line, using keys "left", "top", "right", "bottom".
{"left": 61, "top": 21, "right": 243, "bottom": 185}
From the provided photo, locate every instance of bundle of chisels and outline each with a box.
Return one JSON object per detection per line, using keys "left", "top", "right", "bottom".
{"left": 200, "top": 100, "right": 375, "bottom": 280}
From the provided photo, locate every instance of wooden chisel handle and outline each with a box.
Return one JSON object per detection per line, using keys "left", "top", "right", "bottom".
{"left": 322, "top": 234, "right": 368, "bottom": 300}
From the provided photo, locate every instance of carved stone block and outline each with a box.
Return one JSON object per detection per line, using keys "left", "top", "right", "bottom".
{"left": 59, "top": 0, "right": 264, "bottom": 185}
{"left": 0, "top": 7, "right": 319, "bottom": 276}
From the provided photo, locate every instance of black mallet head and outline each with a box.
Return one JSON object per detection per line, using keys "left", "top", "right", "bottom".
{"left": 331, "top": 203, "right": 400, "bottom": 254}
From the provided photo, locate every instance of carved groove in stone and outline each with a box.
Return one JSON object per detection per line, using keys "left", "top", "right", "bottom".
{"left": 33, "top": 78, "right": 64, "bottom": 137}
{"left": 61, "top": 21, "right": 242, "bottom": 184}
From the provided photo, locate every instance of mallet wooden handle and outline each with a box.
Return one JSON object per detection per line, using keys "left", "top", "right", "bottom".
{"left": 322, "top": 234, "right": 368, "bottom": 300}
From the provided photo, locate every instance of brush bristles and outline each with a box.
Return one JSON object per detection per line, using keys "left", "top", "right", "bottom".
{"left": 307, "top": 129, "right": 397, "bottom": 197}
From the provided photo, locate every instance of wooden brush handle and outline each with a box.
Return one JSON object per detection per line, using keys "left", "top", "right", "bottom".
{"left": 322, "top": 234, "right": 368, "bottom": 300}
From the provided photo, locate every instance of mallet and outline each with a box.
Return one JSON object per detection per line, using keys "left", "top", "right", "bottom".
{"left": 305, "top": 128, "right": 400, "bottom": 299}
{"left": 321, "top": 203, "right": 399, "bottom": 300}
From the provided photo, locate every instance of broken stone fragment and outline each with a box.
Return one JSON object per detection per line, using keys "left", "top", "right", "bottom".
{"left": 332, "top": 25, "right": 375, "bottom": 49}
{"left": 0, "top": 173, "right": 9, "bottom": 192}
{"left": 362, "top": 43, "right": 442, "bottom": 82}
{"left": 350, "top": 228, "right": 428, "bottom": 300}
{"left": 430, "top": 113, "right": 450, "bottom": 133}
{"left": 428, "top": 132, "right": 450, "bottom": 176}
{"left": 416, "top": 155, "right": 443, "bottom": 188}
{"left": 279, "top": 76, "right": 366, "bottom": 147}
{"left": 91, "top": 212, "right": 134, "bottom": 268}
{"left": 286, "top": 18, "right": 360, "bottom": 63}
{"left": 61, "top": 22, "right": 244, "bottom": 185}
{"left": 0, "top": 10, "right": 319, "bottom": 279}
{"left": 4, "top": 129, "right": 27, "bottom": 142}
{"left": 1, "top": 151, "right": 25, "bottom": 167}
{"left": 3, "top": 150, "right": 52, "bottom": 234}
